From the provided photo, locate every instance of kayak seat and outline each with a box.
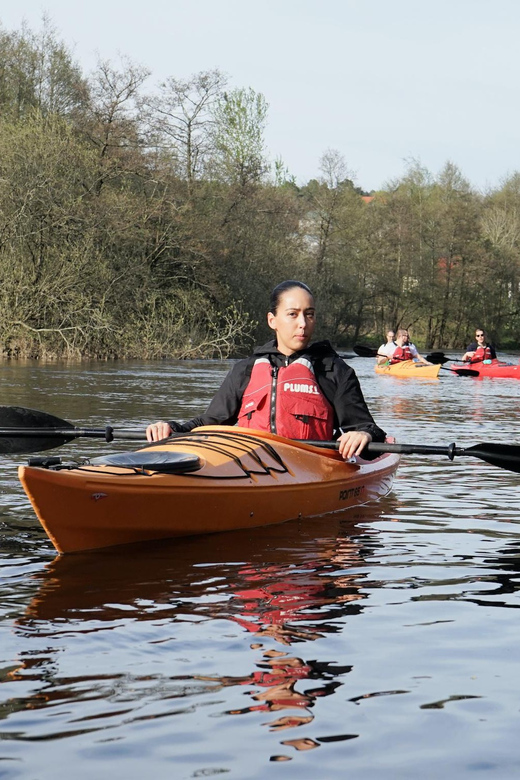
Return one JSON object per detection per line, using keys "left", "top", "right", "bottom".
{"left": 89, "top": 451, "right": 202, "bottom": 473}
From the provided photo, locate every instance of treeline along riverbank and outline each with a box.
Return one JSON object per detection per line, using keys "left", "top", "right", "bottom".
{"left": 1, "top": 21, "right": 520, "bottom": 360}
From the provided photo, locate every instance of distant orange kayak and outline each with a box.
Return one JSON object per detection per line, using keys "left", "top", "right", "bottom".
{"left": 19, "top": 426, "right": 399, "bottom": 554}
{"left": 375, "top": 360, "right": 441, "bottom": 378}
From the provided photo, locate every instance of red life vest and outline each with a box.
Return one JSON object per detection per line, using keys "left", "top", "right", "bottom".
{"left": 390, "top": 345, "right": 413, "bottom": 363}
{"left": 237, "top": 357, "right": 334, "bottom": 440}
{"left": 472, "top": 345, "right": 492, "bottom": 361}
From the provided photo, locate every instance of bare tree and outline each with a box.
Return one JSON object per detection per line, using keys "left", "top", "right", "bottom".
{"left": 84, "top": 56, "right": 150, "bottom": 194}
{"left": 142, "top": 69, "right": 227, "bottom": 195}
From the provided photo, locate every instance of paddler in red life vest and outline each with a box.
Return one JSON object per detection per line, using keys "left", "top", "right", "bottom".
{"left": 387, "top": 328, "right": 432, "bottom": 365}
{"left": 461, "top": 329, "right": 497, "bottom": 363}
{"left": 146, "top": 280, "right": 387, "bottom": 460}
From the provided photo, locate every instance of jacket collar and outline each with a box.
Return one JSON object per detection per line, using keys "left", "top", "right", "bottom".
{"left": 252, "top": 339, "right": 337, "bottom": 364}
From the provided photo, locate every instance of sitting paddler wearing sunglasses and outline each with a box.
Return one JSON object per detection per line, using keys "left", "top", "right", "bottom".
{"left": 462, "top": 329, "right": 497, "bottom": 363}
{"left": 146, "top": 281, "right": 386, "bottom": 461}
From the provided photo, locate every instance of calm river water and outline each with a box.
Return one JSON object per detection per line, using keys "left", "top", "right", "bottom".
{"left": 1, "top": 355, "right": 520, "bottom": 779}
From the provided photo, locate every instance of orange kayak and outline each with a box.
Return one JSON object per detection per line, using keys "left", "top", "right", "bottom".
{"left": 375, "top": 360, "right": 441, "bottom": 378}
{"left": 19, "top": 426, "right": 399, "bottom": 554}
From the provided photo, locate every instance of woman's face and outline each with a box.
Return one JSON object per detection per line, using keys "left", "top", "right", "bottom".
{"left": 267, "top": 288, "right": 316, "bottom": 355}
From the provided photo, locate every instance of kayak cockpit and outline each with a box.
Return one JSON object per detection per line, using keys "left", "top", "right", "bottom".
{"left": 27, "top": 451, "right": 203, "bottom": 474}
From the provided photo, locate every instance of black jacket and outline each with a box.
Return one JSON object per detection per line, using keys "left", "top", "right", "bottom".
{"left": 169, "top": 340, "right": 386, "bottom": 443}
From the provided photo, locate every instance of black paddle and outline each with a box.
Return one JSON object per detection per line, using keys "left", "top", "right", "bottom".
{"left": 424, "top": 351, "right": 480, "bottom": 376}
{"left": 439, "top": 365, "right": 478, "bottom": 377}
{"left": 353, "top": 345, "right": 478, "bottom": 377}
{"left": 0, "top": 406, "right": 147, "bottom": 454}
{"left": 353, "top": 344, "right": 387, "bottom": 358}
{"left": 306, "top": 440, "right": 520, "bottom": 474}
{"left": 1, "top": 406, "right": 520, "bottom": 475}
{"left": 426, "top": 351, "right": 461, "bottom": 365}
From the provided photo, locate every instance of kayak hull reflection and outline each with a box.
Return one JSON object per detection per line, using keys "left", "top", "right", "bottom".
{"left": 19, "top": 426, "right": 400, "bottom": 554}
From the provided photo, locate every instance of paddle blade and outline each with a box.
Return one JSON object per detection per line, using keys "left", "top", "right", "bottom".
{"left": 464, "top": 443, "right": 520, "bottom": 474}
{"left": 353, "top": 344, "right": 378, "bottom": 357}
{"left": 426, "top": 352, "right": 449, "bottom": 365}
{"left": 448, "top": 367, "right": 479, "bottom": 377}
{"left": 0, "top": 406, "right": 75, "bottom": 454}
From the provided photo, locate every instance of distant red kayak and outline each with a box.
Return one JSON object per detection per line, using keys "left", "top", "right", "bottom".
{"left": 450, "top": 359, "right": 520, "bottom": 379}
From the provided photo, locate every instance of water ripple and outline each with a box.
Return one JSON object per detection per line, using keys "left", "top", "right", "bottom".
{"left": 1, "top": 357, "right": 520, "bottom": 777}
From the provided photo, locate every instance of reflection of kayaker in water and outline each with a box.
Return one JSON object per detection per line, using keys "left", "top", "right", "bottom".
{"left": 462, "top": 328, "right": 497, "bottom": 363}
{"left": 12, "top": 524, "right": 379, "bottom": 749}
{"left": 195, "top": 650, "right": 348, "bottom": 736}
{"left": 195, "top": 644, "right": 348, "bottom": 726}
{"left": 229, "top": 558, "right": 365, "bottom": 643}
{"left": 190, "top": 536, "right": 367, "bottom": 735}
{"left": 146, "top": 280, "right": 386, "bottom": 460}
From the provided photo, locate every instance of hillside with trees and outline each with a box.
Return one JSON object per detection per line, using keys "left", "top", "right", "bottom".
{"left": 0, "top": 21, "right": 519, "bottom": 359}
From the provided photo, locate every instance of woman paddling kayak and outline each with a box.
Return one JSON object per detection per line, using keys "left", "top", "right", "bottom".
{"left": 146, "top": 281, "right": 386, "bottom": 460}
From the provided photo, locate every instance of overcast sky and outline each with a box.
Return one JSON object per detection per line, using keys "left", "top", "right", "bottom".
{"left": 2, "top": 0, "right": 519, "bottom": 192}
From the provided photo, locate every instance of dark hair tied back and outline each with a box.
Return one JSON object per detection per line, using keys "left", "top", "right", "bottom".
{"left": 269, "top": 280, "right": 313, "bottom": 314}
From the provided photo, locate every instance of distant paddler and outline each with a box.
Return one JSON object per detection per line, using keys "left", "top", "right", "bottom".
{"left": 376, "top": 329, "right": 396, "bottom": 363}
{"left": 462, "top": 329, "right": 497, "bottom": 363}
{"left": 377, "top": 328, "right": 433, "bottom": 366}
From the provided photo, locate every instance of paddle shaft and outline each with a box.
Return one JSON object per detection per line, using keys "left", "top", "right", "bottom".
{"left": 0, "top": 426, "right": 147, "bottom": 442}
{"left": 302, "top": 439, "right": 520, "bottom": 473}
{"left": 1, "top": 405, "right": 519, "bottom": 474}
{"left": 304, "top": 440, "right": 456, "bottom": 457}
{"left": 0, "top": 429, "right": 465, "bottom": 457}
{"left": 426, "top": 352, "right": 501, "bottom": 368}
{"left": 0, "top": 424, "right": 459, "bottom": 457}
{"left": 0, "top": 427, "right": 452, "bottom": 453}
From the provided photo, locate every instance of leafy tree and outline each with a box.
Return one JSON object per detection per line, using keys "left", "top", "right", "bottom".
{"left": 0, "top": 18, "right": 88, "bottom": 119}
{"left": 211, "top": 87, "right": 269, "bottom": 187}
